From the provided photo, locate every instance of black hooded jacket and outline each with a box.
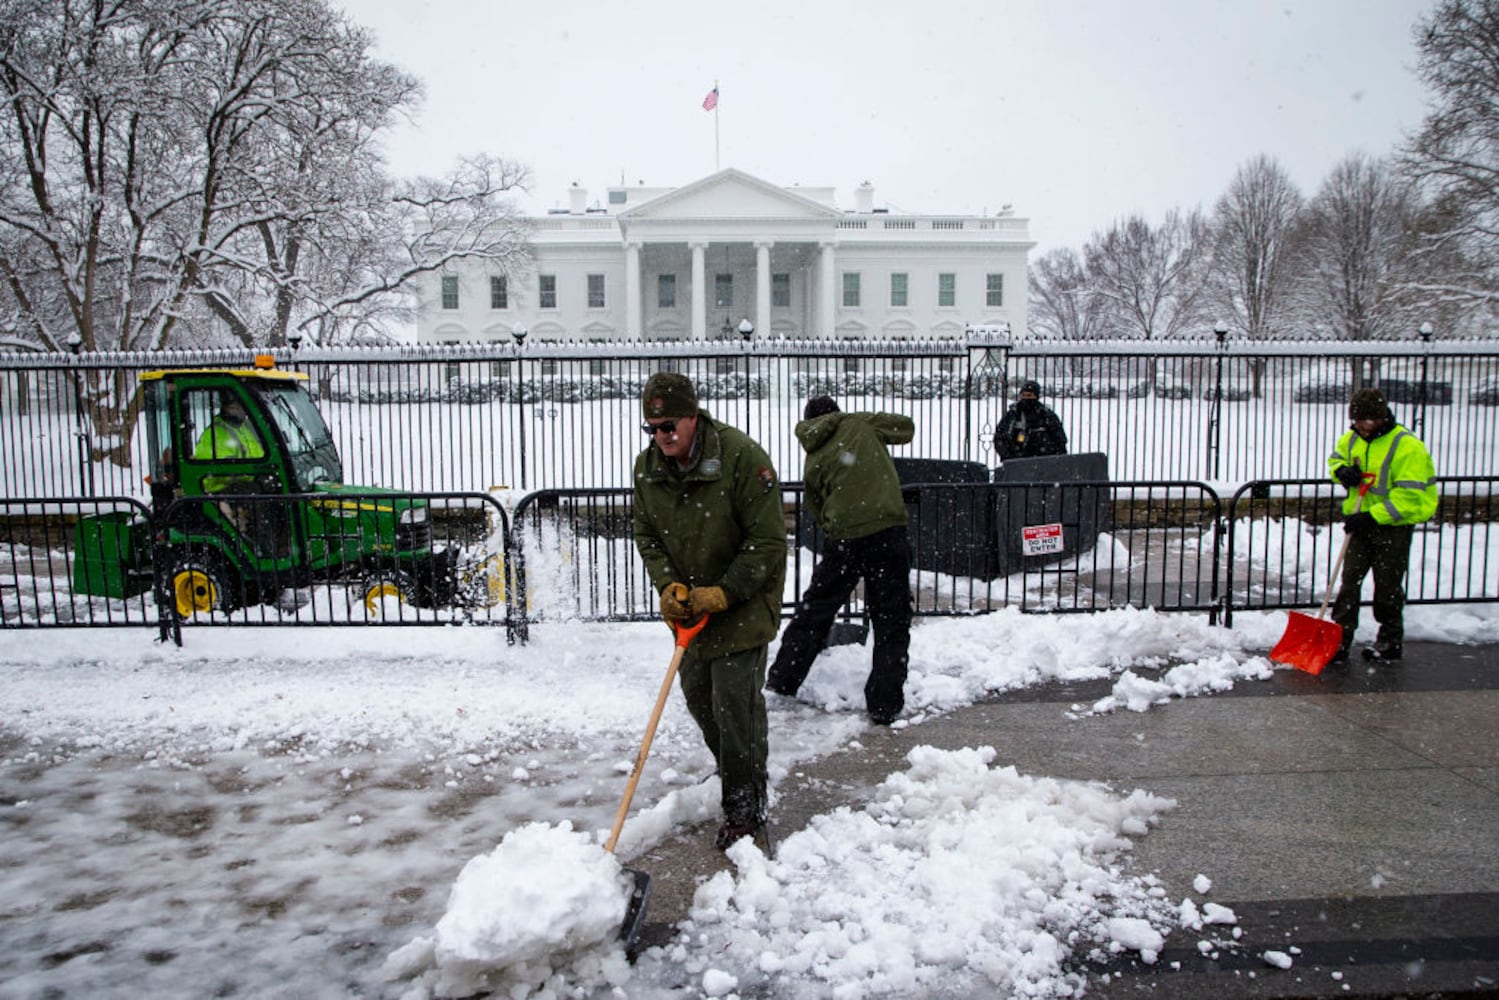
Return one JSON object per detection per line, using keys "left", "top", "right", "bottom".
{"left": 994, "top": 398, "right": 1068, "bottom": 460}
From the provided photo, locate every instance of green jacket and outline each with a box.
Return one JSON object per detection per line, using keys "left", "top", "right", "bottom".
{"left": 796, "top": 411, "right": 914, "bottom": 540}
{"left": 633, "top": 411, "right": 787, "bottom": 659}
{"left": 1328, "top": 421, "right": 1437, "bottom": 526}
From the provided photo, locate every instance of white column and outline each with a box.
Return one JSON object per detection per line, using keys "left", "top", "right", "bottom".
{"left": 691, "top": 242, "right": 707, "bottom": 341}
{"left": 818, "top": 241, "right": 837, "bottom": 339}
{"left": 625, "top": 242, "right": 642, "bottom": 340}
{"left": 755, "top": 241, "right": 772, "bottom": 337}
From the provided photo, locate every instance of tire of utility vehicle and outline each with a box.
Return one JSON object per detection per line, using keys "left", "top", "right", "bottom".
{"left": 167, "top": 554, "right": 240, "bottom": 621}
{"left": 354, "top": 569, "right": 418, "bottom": 619}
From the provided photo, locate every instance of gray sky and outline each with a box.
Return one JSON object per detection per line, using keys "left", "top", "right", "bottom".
{"left": 342, "top": 0, "right": 1437, "bottom": 254}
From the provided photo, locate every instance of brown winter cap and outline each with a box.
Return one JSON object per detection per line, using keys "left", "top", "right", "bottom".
{"left": 1349, "top": 388, "right": 1390, "bottom": 421}
{"left": 641, "top": 372, "right": 698, "bottom": 419}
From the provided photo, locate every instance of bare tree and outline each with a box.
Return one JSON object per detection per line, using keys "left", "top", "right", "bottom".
{"left": 1286, "top": 153, "right": 1425, "bottom": 343}
{"left": 1026, "top": 247, "right": 1108, "bottom": 340}
{"left": 1209, "top": 155, "right": 1303, "bottom": 340}
{"left": 1400, "top": 0, "right": 1499, "bottom": 314}
{"left": 1084, "top": 209, "right": 1211, "bottom": 342}
{"left": 0, "top": 0, "right": 531, "bottom": 462}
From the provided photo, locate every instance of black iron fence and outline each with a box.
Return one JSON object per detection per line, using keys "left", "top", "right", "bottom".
{"left": 3, "top": 336, "right": 1496, "bottom": 500}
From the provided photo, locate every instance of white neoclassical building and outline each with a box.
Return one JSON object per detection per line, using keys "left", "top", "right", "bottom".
{"left": 416, "top": 168, "right": 1033, "bottom": 345}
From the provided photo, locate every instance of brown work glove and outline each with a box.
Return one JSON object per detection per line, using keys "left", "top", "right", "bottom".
{"left": 687, "top": 585, "right": 730, "bottom": 617}
{"left": 659, "top": 582, "right": 691, "bottom": 622}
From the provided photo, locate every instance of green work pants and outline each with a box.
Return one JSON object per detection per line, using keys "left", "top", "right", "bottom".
{"left": 1332, "top": 524, "right": 1415, "bottom": 650}
{"left": 678, "top": 643, "right": 768, "bottom": 826}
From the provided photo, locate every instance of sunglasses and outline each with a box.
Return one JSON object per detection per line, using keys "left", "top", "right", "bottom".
{"left": 641, "top": 419, "right": 680, "bottom": 436}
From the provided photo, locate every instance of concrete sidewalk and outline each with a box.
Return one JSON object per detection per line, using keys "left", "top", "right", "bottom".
{"left": 634, "top": 640, "right": 1499, "bottom": 997}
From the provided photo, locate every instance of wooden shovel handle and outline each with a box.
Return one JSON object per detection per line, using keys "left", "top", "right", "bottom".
{"left": 603, "top": 614, "right": 709, "bottom": 853}
{"left": 1315, "top": 477, "right": 1374, "bottom": 621}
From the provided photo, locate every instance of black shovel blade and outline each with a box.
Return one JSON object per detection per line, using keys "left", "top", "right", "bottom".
{"left": 619, "top": 867, "right": 652, "bottom": 955}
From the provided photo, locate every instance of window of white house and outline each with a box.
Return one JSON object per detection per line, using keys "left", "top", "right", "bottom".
{"left": 441, "top": 275, "right": 459, "bottom": 310}
{"left": 938, "top": 273, "right": 956, "bottom": 308}
{"left": 772, "top": 273, "right": 790, "bottom": 307}
{"left": 608, "top": 190, "right": 627, "bottom": 205}
{"left": 715, "top": 273, "right": 733, "bottom": 308}
{"left": 587, "top": 273, "right": 605, "bottom": 309}
{"left": 986, "top": 273, "right": 1003, "bottom": 307}
{"left": 890, "top": 272, "right": 908, "bottom": 307}
{"left": 490, "top": 275, "right": 507, "bottom": 309}
{"left": 539, "top": 274, "right": 557, "bottom": 309}
{"left": 658, "top": 274, "right": 676, "bottom": 309}
{"left": 843, "top": 272, "right": 861, "bottom": 308}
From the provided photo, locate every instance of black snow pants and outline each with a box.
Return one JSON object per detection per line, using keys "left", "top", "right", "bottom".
{"left": 1331, "top": 523, "right": 1415, "bottom": 651}
{"left": 768, "top": 525, "right": 912, "bottom": 718}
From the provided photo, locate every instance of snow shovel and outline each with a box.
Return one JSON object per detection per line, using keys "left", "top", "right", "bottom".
{"left": 1269, "top": 477, "right": 1371, "bottom": 675}
{"left": 605, "top": 612, "right": 710, "bottom": 952}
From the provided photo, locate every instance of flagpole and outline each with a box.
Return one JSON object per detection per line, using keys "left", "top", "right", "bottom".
{"left": 714, "top": 79, "right": 720, "bottom": 171}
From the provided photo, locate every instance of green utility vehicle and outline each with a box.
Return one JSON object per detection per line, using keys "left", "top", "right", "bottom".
{"left": 74, "top": 356, "right": 488, "bottom": 620}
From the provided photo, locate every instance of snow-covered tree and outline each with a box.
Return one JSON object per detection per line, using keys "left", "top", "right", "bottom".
{"left": 1208, "top": 155, "right": 1302, "bottom": 341}
{"left": 1401, "top": 0, "right": 1499, "bottom": 316}
{"left": 0, "top": 0, "right": 530, "bottom": 462}
{"left": 1026, "top": 247, "right": 1109, "bottom": 340}
{"left": 1083, "top": 209, "right": 1211, "bottom": 342}
{"left": 1286, "top": 153, "right": 1425, "bottom": 343}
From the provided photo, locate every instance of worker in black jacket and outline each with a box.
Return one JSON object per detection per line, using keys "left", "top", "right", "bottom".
{"left": 993, "top": 380, "right": 1067, "bottom": 461}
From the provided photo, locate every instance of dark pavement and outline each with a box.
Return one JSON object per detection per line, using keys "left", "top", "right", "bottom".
{"left": 634, "top": 640, "right": 1499, "bottom": 998}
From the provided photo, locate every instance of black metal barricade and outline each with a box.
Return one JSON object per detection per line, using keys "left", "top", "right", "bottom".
{"left": 506, "top": 480, "right": 1226, "bottom": 640}
{"left": 0, "top": 496, "right": 156, "bottom": 628}
{"left": 1222, "top": 477, "right": 1499, "bottom": 626}
{"left": 0, "top": 491, "right": 510, "bottom": 642}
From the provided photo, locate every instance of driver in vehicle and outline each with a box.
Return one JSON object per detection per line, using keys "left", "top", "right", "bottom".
{"left": 193, "top": 394, "right": 282, "bottom": 553}
{"left": 194, "top": 395, "right": 265, "bottom": 491}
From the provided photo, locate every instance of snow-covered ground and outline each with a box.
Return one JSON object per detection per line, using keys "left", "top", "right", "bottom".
{"left": 2, "top": 603, "right": 1496, "bottom": 999}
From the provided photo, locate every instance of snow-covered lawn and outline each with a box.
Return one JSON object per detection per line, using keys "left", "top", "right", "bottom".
{"left": 1, "top": 605, "right": 1495, "bottom": 998}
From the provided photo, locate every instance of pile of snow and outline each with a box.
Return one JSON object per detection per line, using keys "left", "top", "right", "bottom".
{"left": 384, "top": 821, "right": 634, "bottom": 998}
{"left": 635, "top": 745, "right": 1181, "bottom": 999}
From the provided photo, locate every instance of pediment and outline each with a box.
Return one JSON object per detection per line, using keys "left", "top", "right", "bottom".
{"left": 619, "top": 168, "right": 844, "bottom": 222}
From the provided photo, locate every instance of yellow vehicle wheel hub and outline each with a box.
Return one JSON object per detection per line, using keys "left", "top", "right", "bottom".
{"left": 362, "top": 581, "right": 408, "bottom": 614}
{"left": 173, "top": 569, "right": 217, "bottom": 617}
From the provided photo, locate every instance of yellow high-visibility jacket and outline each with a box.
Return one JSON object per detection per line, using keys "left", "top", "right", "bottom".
{"left": 1328, "top": 422, "right": 1437, "bottom": 526}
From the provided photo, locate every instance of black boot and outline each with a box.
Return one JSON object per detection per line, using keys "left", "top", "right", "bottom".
{"left": 1362, "top": 641, "right": 1403, "bottom": 662}
{"left": 714, "top": 818, "right": 763, "bottom": 850}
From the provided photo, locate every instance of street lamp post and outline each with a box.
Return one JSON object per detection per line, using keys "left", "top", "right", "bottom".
{"left": 512, "top": 324, "right": 528, "bottom": 489}
{"left": 1208, "top": 322, "right": 1228, "bottom": 481}
{"left": 66, "top": 334, "right": 94, "bottom": 494}
{"left": 1416, "top": 321, "right": 1434, "bottom": 437}
{"left": 738, "top": 318, "right": 755, "bottom": 428}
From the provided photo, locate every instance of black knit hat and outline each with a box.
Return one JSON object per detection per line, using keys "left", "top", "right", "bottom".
{"left": 804, "top": 395, "right": 840, "bottom": 420}
{"left": 1019, "top": 380, "right": 1042, "bottom": 398}
{"left": 641, "top": 372, "right": 698, "bottom": 419}
{"left": 1349, "top": 388, "right": 1390, "bottom": 421}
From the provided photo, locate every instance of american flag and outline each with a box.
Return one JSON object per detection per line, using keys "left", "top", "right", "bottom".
{"left": 702, "top": 86, "right": 718, "bottom": 111}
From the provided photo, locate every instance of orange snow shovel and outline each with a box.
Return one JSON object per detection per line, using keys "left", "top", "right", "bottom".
{"left": 1270, "top": 477, "right": 1371, "bottom": 675}
{"left": 607, "top": 612, "right": 709, "bottom": 951}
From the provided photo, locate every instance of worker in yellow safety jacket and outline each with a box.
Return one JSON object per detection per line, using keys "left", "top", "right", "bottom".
{"left": 1325, "top": 387, "right": 1437, "bottom": 665}
{"left": 193, "top": 395, "right": 265, "bottom": 493}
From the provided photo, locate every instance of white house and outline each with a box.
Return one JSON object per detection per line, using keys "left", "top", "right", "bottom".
{"left": 416, "top": 168, "right": 1033, "bottom": 345}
